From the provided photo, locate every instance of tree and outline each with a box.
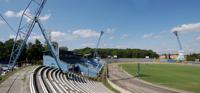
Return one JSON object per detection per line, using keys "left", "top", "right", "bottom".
{"left": 17, "top": 39, "right": 28, "bottom": 62}
{"left": 186, "top": 53, "right": 200, "bottom": 61}
{"left": 0, "top": 41, "right": 4, "bottom": 60}
{"left": 3, "top": 39, "right": 14, "bottom": 61}
{"left": 74, "top": 47, "right": 159, "bottom": 58}
{"left": 59, "top": 46, "right": 69, "bottom": 58}
{"left": 26, "top": 39, "right": 44, "bottom": 64}
{"left": 60, "top": 46, "right": 68, "bottom": 51}
{"left": 33, "top": 39, "right": 44, "bottom": 60}
{"left": 27, "top": 42, "right": 33, "bottom": 61}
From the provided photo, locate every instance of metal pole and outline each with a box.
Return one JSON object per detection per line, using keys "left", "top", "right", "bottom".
{"left": 173, "top": 31, "right": 183, "bottom": 50}
{"left": 94, "top": 31, "right": 104, "bottom": 58}
{"left": 8, "top": 0, "right": 47, "bottom": 70}
{"left": 88, "top": 69, "right": 89, "bottom": 77}
{"left": 0, "top": 14, "right": 17, "bottom": 34}
{"left": 137, "top": 63, "right": 140, "bottom": 78}
{"left": 36, "top": 19, "right": 62, "bottom": 71}
{"left": 107, "top": 63, "right": 109, "bottom": 78}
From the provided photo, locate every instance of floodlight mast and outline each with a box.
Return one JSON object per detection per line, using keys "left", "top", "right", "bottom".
{"left": 173, "top": 31, "right": 185, "bottom": 61}
{"left": 173, "top": 31, "right": 183, "bottom": 50}
{"left": 36, "top": 19, "right": 62, "bottom": 70}
{"left": 8, "top": 0, "right": 62, "bottom": 71}
{"left": 93, "top": 31, "right": 104, "bottom": 58}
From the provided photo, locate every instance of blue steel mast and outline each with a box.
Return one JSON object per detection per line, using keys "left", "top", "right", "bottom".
{"left": 173, "top": 31, "right": 185, "bottom": 61}
{"left": 8, "top": 0, "right": 62, "bottom": 70}
{"left": 93, "top": 31, "right": 104, "bottom": 58}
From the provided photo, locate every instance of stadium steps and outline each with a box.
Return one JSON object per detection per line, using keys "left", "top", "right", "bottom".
{"left": 36, "top": 66, "right": 48, "bottom": 93}
{"left": 56, "top": 71, "right": 70, "bottom": 92}
{"left": 43, "top": 67, "right": 56, "bottom": 93}
{"left": 48, "top": 68, "right": 64, "bottom": 93}
{"left": 31, "top": 66, "right": 113, "bottom": 93}
{"left": 66, "top": 72, "right": 87, "bottom": 93}
{"left": 62, "top": 73, "right": 79, "bottom": 92}
{"left": 44, "top": 67, "right": 57, "bottom": 93}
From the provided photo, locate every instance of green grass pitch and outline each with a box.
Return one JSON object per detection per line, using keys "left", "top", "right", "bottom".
{"left": 119, "top": 63, "right": 200, "bottom": 93}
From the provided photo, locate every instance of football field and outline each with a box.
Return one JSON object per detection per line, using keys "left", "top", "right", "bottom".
{"left": 119, "top": 63, "right": 200, "bottom": 93}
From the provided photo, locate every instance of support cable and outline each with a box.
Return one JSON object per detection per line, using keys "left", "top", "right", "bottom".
{"left": 0, "top": 14, "right": 17, "bottom": 34}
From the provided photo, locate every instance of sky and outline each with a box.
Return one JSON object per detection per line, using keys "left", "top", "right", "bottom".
{"left": 0, "top": 0, "right": 200, "bottom": 54}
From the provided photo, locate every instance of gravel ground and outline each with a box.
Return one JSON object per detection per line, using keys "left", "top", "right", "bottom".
{"left": 0, "top": 66, "right": 36, "bottom": 93}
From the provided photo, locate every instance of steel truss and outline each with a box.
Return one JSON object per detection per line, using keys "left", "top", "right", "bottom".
{"left": 8, "top": 0, "right": 62, "bottom": 70}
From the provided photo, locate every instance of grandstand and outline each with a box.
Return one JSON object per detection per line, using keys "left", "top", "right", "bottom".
{"left": 43, "top": 39, "right": 105, "bottom": 77}
{"left": 30, "top": 66, "right": 113, "bottom": 93}
{"left": 0, "top": 0, "right": 112, "bottom": 93}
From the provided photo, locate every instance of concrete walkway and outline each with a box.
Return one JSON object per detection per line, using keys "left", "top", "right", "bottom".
{"left": 108, "top": 63, "right": 191, "bottom": 93}
{"left": 0, "top": 66, "right": 35, "bottom": 93}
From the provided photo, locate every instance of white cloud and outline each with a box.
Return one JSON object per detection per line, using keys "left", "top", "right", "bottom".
{"left": 51, "top": 31, "right": 65, "bottom": 39}
{"left": 143, "top": 33, "right": 153, "bottom": 38}
{"left": 102, "top": 43, "right": 108, "bottom": 47}
{"left": 50, "top": 31, "right": 67, "bottom": 42}
{"left": 81, "top": 43, "right": 95, "bottom": 47}
{"left": 8, "top": 29, "right": 102, "bottom": 48}
{"left": 64, "top": 34, "right": 77, "bottom": 41}
{"left": 143, "top": 33, "right": 160, "bottom": 39}
{"left": 120, "top": 34, "right": 128, "bottom": 39}
{"left": 72, "top": 29, "right": 100, "bottom": 38}
{"left": 106, "top": 28, "right": 115, "bottom": 34}
{"left": 109, "top": 36, "right": 114, "bottom": 40}
{"left": 4, "top": 10, "right": 26, "bottom": 18}
{"left": 9, "top": 34, "right": 15, "bottom": 39}
{"left": 171, "top": 22, "right": 200, "bottom": 32}
{"left": 31, "top": 35, "right": 44, "bottom": 42}
{"left": 115, "top": 45, "right": 127, "bottom": 49}
{"left": 4, "top": 10, "right": 28, "bottom": 18}
{"left": 4, "top": 10, "right": 50, "bottom": 21}
{"left": 9, "top": 34, "right": 44, "bottom": 43}
{"left": 0, "top": 20, "right": 5, "bottom": 26}
{"left": 10, "top": 34, "right": 45, "bottom": 43}
{"left": 29, "top": 29, "right": 100, "bottom": 43}
{"left": 39, "top": 14, "right": 51, "bottom": 21}
{"left": 101, "top": 43, "right": 114, "bottom": 48}
{"left": 52, "top": 29, "right": 102, "bottom": 45}
{"left": 50, "top": 31, "right": 77, "bottom": 41}
{"left": 196, "top": 35, "right": 200, "bottom": 41}
{"left": 4, "top": 10, "right": 16, "bottom": 17}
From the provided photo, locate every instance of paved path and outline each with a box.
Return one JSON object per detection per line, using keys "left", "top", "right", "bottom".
{"left": 108, "top": 63, "right": 190, "bottom": 93}
{"left": 0, "top": 66, "right": 36, "bottom": 93}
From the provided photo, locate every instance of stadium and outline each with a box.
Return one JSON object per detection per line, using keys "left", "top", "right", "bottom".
{"left": 0, "top": 0, "right": 200, "bottom": 93}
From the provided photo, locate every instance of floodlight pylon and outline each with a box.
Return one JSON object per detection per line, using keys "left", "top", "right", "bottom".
{"left": 173, "top": 31, "right": 185, "bottom": 61}
{"left": 93, "top": 31, "right": 104, "bottom": 58}
{"left": 8, "top": 0, "right": 62, "bottom": 71}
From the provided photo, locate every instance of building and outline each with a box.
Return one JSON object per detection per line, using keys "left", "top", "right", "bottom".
{"left": 159, "top": 54, "right": 178, "bottom": 59}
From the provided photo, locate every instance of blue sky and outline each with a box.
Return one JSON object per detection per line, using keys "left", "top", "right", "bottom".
{"left": 1, "top": 0, "right": 200, "bottom": 54}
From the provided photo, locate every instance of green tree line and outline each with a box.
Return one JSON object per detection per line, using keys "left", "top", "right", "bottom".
{"left": 74, "top": 47, "right": 159, "bottom": 58}
{"left": 186, "top": 53, "right": 200, "bottom": 61}
{"left": 3, "top": 38, "right": 198, "bottom": 64}
{"left": 0, "top": 38, "right": 69, "bottom": 65}
{"left": 0, "top": 39, "right": 44, "bottom": 65}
